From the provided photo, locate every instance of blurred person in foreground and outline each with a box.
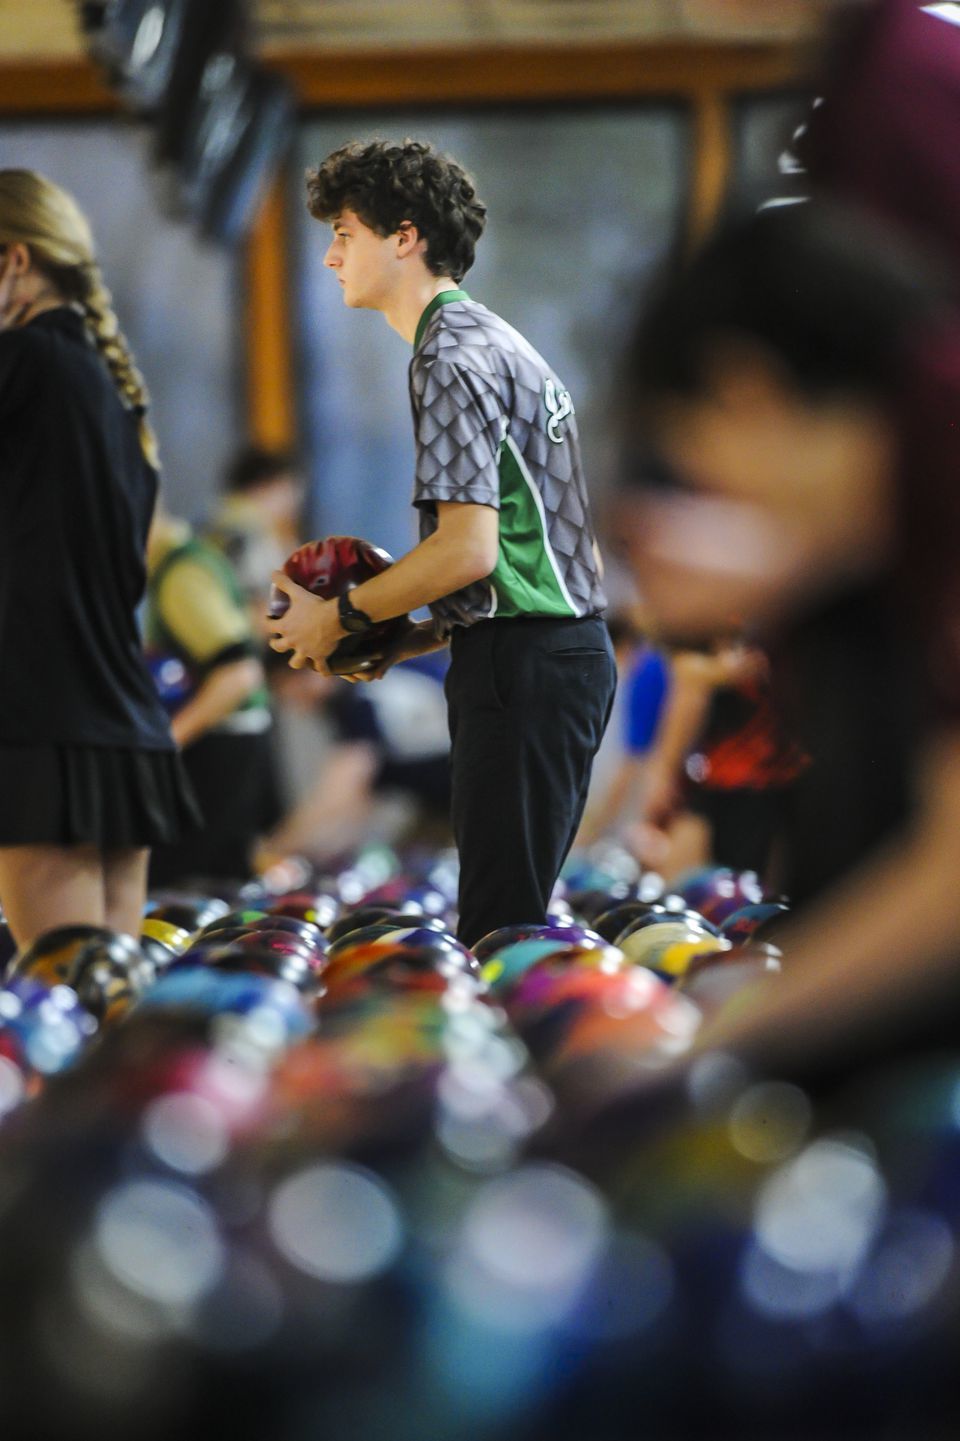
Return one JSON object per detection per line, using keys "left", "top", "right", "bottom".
{"left": 618, "top": 199, "right": 960, "bottom": 1080}
{"left": 145, "top": 504, "right": 275, "bottom": 887}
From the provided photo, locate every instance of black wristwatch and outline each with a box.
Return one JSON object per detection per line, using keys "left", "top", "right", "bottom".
{"left": 337, "top": 590, "right": 375, "bottom": 634}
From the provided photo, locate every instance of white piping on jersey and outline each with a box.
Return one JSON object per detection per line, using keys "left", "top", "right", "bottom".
{"left": 503, "top": 433, "right": 582, "bottom": 617}
{"left": 487, "top": 584, "right": 499, "bottom": 617}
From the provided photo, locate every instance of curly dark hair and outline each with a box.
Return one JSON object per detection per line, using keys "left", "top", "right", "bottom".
{"left": 305, "top": 139, "right": 487, "bottom": 283}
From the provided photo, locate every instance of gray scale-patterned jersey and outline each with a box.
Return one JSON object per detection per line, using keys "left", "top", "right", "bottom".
{"left": 409, "top": 290, "right": 607, "bottom": 633}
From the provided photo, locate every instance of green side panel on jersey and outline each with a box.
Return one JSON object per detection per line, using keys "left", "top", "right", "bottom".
{"left": 488, "top": 439, "right": 577, "bottom": 618}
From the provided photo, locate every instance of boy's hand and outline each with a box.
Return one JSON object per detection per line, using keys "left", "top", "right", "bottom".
{"left": 267, "top": 571, "right": 342, "bottom": 674}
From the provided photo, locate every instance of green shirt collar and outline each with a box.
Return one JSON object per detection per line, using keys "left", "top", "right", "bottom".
{"left": 414, "top": 288, "right": 470, "bottom": 351}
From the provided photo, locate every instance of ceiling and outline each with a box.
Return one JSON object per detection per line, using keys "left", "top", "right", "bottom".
{"left": 0, "top": 0, "right": 826, "bottom": 62}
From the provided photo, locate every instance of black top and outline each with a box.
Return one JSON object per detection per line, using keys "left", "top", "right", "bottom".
{"left": 0, "top": 307, "right": 173, "bottom": 749}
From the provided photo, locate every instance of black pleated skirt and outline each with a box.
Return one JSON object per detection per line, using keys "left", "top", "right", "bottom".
{"left": 0, "top": 742, "right": 201, "bottom": 849}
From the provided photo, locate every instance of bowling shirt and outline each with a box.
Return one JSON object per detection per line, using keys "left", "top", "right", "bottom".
{"left": 409, "top": 290, "right": 607, "bottom": 633}
{"left": 0, "top": 307, "right": 173, "bottom": 749}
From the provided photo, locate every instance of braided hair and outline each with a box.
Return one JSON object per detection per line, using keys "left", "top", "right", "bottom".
{"left": 0, "top": 169, "right": 159, "bottom": 470}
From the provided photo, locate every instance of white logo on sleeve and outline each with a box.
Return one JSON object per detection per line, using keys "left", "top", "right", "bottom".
{"left": 543, "top": 377, "right": 575, "bottom": 444}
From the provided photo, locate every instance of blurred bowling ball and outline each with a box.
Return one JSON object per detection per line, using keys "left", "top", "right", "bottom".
{"left": 615, "top": 906, "right": 719, "bottom": 944}
{"left": 140, "top": 917, "right": 193, "bottom": 956}
{"left": 719, "top": 901, "right": 791, "bottom": 947}
{"left": 268, "top": 535, "right": 411, "bottom": 675}
{"left": 481, "top": 937, "right": 623, "bottom": 997}
{"left": 138, "top": 966, "right": 313, "bottom": 1040}
{"left": 136, "top": 933, "right": 180, "bottom": 976}
{"left": 10, "top": 925, "right": 134, "bottom": 989}
{"left": 195, "top": 908, "right": 270, "bottom": 939}
{"left": 146, "top": 895, "right": 230, "bottom": 933}
{"left": 326, "top": 921, "right": 422, "bottom": 964}
{"left": 0, "top": 977, "right": 97, "bottom": 1077}
{"left": 69, "top": 934, "right": 156, "bottom": 1025}
{"left": 328, "top": 925, "right": 476, "bottom": 980}
{"left": 676, "top": 866, "right": 765, "bottom": 926}
{"left": 640, "top": 933, "right": 731, "bottom": 984}
{"left": 325, "top": 947, "right": 469, "bottom": 1001}
{"left": 593, "top": 900, "right": 664, "bottom": 944}
{"left": 145, "top": 650, "right": 195, "bottom": 713}
{"left": 242, "top": 915, "right": 328, "bottom": 955}
{"left": 173, "top": 939, "right": 320, "bottom": 996}
{"left": 566, "top": 883, "right": 638, "bottom": 924}
{"left": 326, "top": 906, "right": 424, "bottom": 946}
{"left": 678, "top": 941, "right": 782, "bottom": 1016}
{"left": 618, "top": 920, "right": 718, "bottom": 971}
{"left": 266, "top": 890, "right": 340, "bottom": 930}
{"left": 471, "top": 921, "right": 597, "bottom": 964}
{"left": 222, "top": 929, "right": 327, "bottom": 977}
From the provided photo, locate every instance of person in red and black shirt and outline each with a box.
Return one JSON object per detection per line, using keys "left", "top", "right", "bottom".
{"left": 640, "top": 640, "right": 806, "bottom": 884}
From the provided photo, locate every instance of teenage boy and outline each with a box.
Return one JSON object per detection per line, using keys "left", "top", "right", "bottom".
{"left": 268, "top": 139, "right": 616, "bottom": 946}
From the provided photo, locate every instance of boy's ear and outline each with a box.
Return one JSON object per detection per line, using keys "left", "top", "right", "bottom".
{"left": 395, "top": 221, "right": 424, "bottom": 259}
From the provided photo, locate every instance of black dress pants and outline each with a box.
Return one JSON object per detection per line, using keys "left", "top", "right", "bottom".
{"left": 446, "top": 615, "right": 617, "bottom": 948}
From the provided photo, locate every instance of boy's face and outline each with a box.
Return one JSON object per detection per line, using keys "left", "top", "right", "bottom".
{"left": 323, "top": 208, "right": 401, "bottom": 311}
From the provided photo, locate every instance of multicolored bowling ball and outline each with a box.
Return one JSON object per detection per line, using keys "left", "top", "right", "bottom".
{"left": 326, "top": 905, "right": 416, "bottom": 945}
{"left": 242, "top": 914, "right": 328, "bottom": 954}
{"left": 324, "top": 947, "right": 467, "bottom": 1002}
{"left": 565, "top": 883, "right": 638, "bottom": 924}
{"left": 593, "top": 900, "right": 664, "bottom": 944}
{"left": 69, "top": 935, "right": 156, "bottom": 1025}
{"left": 719, "top": 902, "right": 791, "bottom": 947}
{"left": 481, "top": 937, "right": 623, "bottom": 997}
{"left": 471, "top": 921, "right": 598, "bottom": 965}
{"left": 675, "top": 867, "right": 765, "bottom": 926}
{"left": 0, "top": 977, "right": 97, "bottom": 1076}
{"left": 678, "top": 941, "right": 783, "bottom": 1016}
{"left": 618, "top": 920, "right": 718, "bottom": 971}
{"left": 268, "top": 535, "right": 412, "bottom": 675}
{"left": 539, "top": 966, "right": 702, "bottom": 1074}
{"left": 614, "top": 906, "right": 718, "bottom": 946}
{"left": 172, "top": 939, "right": 320, "bottom": 996}
{"left": 140, "top": 917, "right": 193, "bottom": 955}
{"left": 137, "top": 966, "right": 313, "bottom": 1040}
{"left": 326, "top": 922, "right": 420, "bottom": 965}
{"left": 145, "top": 895, "right": 230, "bottom": 933}
{"left": 223, "top": 928, "right": 327, "bottom": 976}
{"left": 266, "top": 890, "right": 340, "bottom": 931}
{"left": 639, "top": 933, "right": 731, "bottom": 984}
{"left": 327, "top": 926, "right": 478, "bottom": 984}
{"left": 9, "top": 925, "right": 134, "bottom": 990}
{"left": 194, "top": 908, "right": 270, "bottom": 940}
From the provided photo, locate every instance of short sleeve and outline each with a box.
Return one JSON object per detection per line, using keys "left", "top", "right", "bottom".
{"left": 411, "top": 357, "right": 504, "bottom": 509}
{"left": 157, "top": 557, "right": 252, "bottom": 667}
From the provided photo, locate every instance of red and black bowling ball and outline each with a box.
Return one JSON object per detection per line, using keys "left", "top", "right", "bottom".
{"left": 268, "top": 535, "right": 412, "bottom": 675}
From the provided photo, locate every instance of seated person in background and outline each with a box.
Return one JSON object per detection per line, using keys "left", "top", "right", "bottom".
{"left": 257, "top": 653, "right": 452, "bottom": 871}
{"left": 203, "top": 444, "right": 305, "bottom": 624}
{"left": 639, "top": 639, "right": 806, "bottom": 886}
{"left": 145, "top": 505, "right": 277, "bottom": 886}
